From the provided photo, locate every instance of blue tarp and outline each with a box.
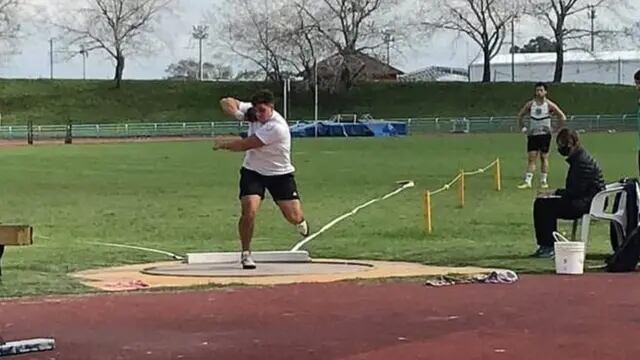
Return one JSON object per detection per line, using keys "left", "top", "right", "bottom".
{"left": 289, "top": 121, "right": 407, "bottom": 138}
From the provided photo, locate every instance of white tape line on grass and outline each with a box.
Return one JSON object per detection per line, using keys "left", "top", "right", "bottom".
{"left": 290, "top": 180, "right": 415, "bottom": 252}
{"left": 88, "top": 242, "right": 184, "bottom": 260}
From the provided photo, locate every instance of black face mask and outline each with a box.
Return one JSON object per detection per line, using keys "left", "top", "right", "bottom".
{"left": 558, "top": 144, "right": 571, "bottom": 156}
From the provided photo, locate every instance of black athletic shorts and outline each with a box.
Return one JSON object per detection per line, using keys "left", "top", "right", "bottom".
{"left": 239, "top": 167, "right": 300, "bottom": 201}
{"left": 527, "top": 134, "right": 552, "bottom": 153}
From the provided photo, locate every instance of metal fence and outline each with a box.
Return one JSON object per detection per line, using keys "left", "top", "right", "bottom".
{"left": 403, "top": 114, "right": 638, "bottom": 134}
{"left": 0, "top": 114, "right": 636, "bottom": 141}
{"left": 0, "top": 122, "right": 250, "bottom": 141}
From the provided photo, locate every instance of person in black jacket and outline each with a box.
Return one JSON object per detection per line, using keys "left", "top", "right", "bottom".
{"left": 531, "top": 128, "right": 605, "bottom": 257}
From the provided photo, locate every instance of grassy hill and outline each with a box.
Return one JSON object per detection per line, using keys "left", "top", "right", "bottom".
{"left": 0, "top": 79, "right": 637, "bottom": 125}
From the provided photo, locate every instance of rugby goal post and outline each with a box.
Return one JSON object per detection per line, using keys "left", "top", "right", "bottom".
{"left": 450, "top": 118, "right": 470, "bottom": 134}
{"left": 329, "top": 114, "right": 358, "bottom": 123}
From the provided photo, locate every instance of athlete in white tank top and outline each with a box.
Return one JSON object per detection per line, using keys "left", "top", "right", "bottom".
{"left": 517, "top": 83, "right": 568, "bottom": 190}
{"left": 528, "top": 100, "right": 552, "bottom": 136}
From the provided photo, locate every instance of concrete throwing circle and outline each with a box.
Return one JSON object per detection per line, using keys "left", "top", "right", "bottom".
{"left": 142, "top": 261, "right": 374, "bottom": 278}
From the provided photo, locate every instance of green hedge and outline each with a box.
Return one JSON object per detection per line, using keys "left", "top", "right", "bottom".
{"left": 0, "top": 79, "right": 636, "bottom": 125}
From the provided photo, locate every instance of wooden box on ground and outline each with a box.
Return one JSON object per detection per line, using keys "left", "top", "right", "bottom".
{"left": 0, "top": 225, "right": 33, "bottom": 246}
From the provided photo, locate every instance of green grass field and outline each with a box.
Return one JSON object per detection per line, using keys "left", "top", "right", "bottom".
{"left": 0, "top": 80, "right": 637, "bottom": 124}
{"left": 0, "top": 133, "right": 635, "bottom": 297}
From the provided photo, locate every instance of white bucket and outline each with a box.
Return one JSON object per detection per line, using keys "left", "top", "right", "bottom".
{"left": 553, "top": 232, "right": 585, "bottom": 275}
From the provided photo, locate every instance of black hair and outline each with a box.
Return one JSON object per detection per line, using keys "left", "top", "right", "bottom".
{"left": 535, "top": 82, "right": 548, "bottom": 90}
{"left": 634, "top": 70, "right": 640, "bottom": 81}
{"left": 557, "top": 128, "right": 580, "bottom": 147}
{"left": 251, "top": 89, "right": 275, "bottom": 106}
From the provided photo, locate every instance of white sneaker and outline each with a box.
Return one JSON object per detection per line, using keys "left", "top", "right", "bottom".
{"left": 241, "top": 251, "right": 256, "bottom": 270}
{"left": 296, "top": 220, "right": 310, "bottom": 237}
{"left": 517, "top": 182, "right": 532, "bottom": 189}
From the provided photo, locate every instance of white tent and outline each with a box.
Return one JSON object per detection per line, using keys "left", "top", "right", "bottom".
{"left": 470, "top": 50, "right": 640, "bottom": 84}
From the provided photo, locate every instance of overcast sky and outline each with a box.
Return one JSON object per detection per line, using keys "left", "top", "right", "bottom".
{"left": 1, "top": 0, "right": 637, "bottom": 80}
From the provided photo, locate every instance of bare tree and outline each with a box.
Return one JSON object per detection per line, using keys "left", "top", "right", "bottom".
{"left": 211, "top": 0, "right": 286, "bottom": 82}
{"left": 528, "top": 0, "right": 632, "bottom": 82}
{"left": 55, "top": 0, "right": 175, "bottom": 88}
{"left": 0, "top": 0, "right": 21, "bottom": 57}
{"left": 211, "top": 0, "right": 330, "bottom": 84}
{"left": 421, "top": 0, "right": 523, "bottom": 82}
{"left": 295, "top": 0, "right": 408, "bottom": 90}
{"left": 279, "top": 3, "right": 332, "bottom": 88}
{"left": 212, "top": 0, "right": 405, "bottom": 91}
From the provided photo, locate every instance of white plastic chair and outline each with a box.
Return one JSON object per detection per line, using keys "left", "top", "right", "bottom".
{"left": 570, "top": 182, "right": 631, "bottom": 246}
{"left": 569, "top": 213, "right": 592, "bottom": 243}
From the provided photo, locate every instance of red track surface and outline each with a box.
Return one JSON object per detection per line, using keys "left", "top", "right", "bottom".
{"left": 2, "top": 274, "right": 640, "bottom": 359}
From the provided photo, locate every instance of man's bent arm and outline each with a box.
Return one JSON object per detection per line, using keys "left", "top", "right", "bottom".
{"left": 216, "top": 136, "right": 265, "bottom": 152}
{"left": 549, "top": 101, "right": 567, "bottom": 129}
{"left": 517, "top": 101, "right": 531, "bottom": 129}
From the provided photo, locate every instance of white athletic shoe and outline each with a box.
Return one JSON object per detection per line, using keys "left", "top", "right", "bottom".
{"left": 517, "top": 182, "right": 532, "bottom": 189}
{"left": 241, "top": 251, "right": 256, "bottom": 270}
{"left": 296, "top": 220, "right": 310, "bottom": 237}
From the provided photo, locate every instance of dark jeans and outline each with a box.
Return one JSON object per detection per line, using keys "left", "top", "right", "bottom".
{"left": 534, "top": 197, "right": 584, "bottom": 247}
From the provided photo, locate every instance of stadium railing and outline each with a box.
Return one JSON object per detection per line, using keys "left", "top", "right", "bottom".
{"left": 0, "top": 114, "right": 636, "bottom": 141}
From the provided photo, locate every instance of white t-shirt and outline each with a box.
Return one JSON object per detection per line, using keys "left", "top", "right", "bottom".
{"left": 238, "top": 101, "right": 294, "bottom": 176}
